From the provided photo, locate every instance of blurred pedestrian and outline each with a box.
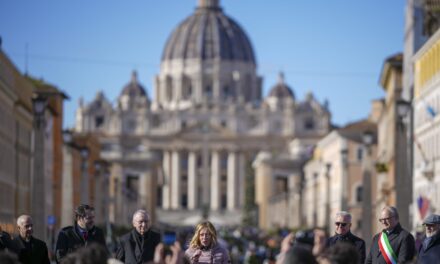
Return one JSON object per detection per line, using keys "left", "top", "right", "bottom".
{"left": 9, "top": 215, "right": 50, "bottom": 264}
{"left": 116, "top": 209, "right": 160, "bottom": 264}
{"left": 153, "top": 241, "right": 189, "bottom": 264}
{"left": 319, "top": 243, "right": 359, "bottom": 264}
{"left": 365, "top": 206, "right": 415, "bottom": 264}
{"left": 326, "top": 212, "right": 365, "bottom": 263}
{"left": 185, "top": 221, "right": 231, "bottom": 263}
{"left": 0, "top": 225, "right": 12, "bottom": 251}
{"left": 55, "top": 204, "right": 106, "bottom": 263}
{"left": 417, "top": 214, "right": 440, "bottom": 264}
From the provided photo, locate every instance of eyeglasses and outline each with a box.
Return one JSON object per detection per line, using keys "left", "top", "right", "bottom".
{"left": 335, "top": 222, "right": 348, "bottom": 227}
{"left": 379, "top": 216, "right": 394, "bottom": 223}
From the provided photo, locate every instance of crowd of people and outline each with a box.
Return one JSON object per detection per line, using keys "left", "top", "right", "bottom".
{"left": 0, "top": 204, "right": 438, "bottom": 264}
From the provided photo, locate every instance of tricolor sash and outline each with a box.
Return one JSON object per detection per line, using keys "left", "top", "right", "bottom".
{"left": 378, "top": 231, "right": 397, "bottom": 264}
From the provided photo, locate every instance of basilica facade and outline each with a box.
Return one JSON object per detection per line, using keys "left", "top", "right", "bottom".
{"left": 74, "top": 0, "right": 331, "bottom": 226}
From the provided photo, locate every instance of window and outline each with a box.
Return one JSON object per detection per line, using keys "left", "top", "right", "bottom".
{"left": 223, "top": 86, "right": 231, "bottom": 98}
{"left": 357, "top": 147, "right": 363, "bottom": 161}
{"left": 356, "top": 186, "right": 363, "bottom": 203}
{"left": 304, "top": 118, "right": 315, "bottom": 130}
{"left": 95, "top": 116, "right": 104, "bottom": 128}
{"left": 205, "top": 85, "right": 212, "bottom": 99}
{"left": 126, "top": 175, "right": 139, "bottom": 201}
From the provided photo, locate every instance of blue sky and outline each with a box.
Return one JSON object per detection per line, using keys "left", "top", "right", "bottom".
{"left": 0, "top": 0, "right": 404, "bottom": 127}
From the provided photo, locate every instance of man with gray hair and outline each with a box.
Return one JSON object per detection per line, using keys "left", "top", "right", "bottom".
{"left": 417, "top": 214, "right": 440, "bottom": 263}
{"left": 9, "top": 215, "right": 50, "bottom": 264}
{"left": 326, "top": 211, "right": 365, "bottom": 263}
{"left": 366, "top": 206, "right": 415, "bottom": 264}
{"left": 116, "top": 209, "right": 161, "bottom": 264}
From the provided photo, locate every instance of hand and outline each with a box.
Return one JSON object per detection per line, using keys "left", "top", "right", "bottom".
{"left": 280, "top": 233, "right": 294, "bottom": 253}
{"left": 169, "top": 241, "right": 185, "bottom": 264}
{"left": 153, "top": 243, "right": 165, "bottom": 263}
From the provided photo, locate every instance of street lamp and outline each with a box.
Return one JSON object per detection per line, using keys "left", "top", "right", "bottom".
{"left": 396, "top": 99, "right": 411, "bottom": 129}
{"left": 31, "top": 94, "right": 49, "bottom": 241}
{"left": 395, "top": 98, "right": 412, "bottom": 228}
{"left": 340, "top": 148, "right": 349, "bottom": 212}
{"left": 325, "top": 163, "right": 332, "bottom": 232}
{"left": 80, "top": 147, "right": 90, "bottom": 204}
{"left": 361, "top": 130, "right": 374, "bottom": 249}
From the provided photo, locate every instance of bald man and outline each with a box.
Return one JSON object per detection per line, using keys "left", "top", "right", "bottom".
{"left": 116, "top": 210, "right": 161, "bottom": 264}
{"left": 10, "top": 215, "right": 50, "bottom": 264}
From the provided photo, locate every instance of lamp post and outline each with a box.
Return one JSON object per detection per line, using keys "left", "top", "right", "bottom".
{"left": 361, "top": 130, "right": 374, "bottom": 249}
{"left": 325, "top": 163, "right": 332, "bottom": 232}
{"left": 340, "top": 148, "right": 349, "bottom": 212}
{"left": 80, "top": 147, "right": 90, "bottom": 204}
{"left": 31, "top": 94, "right": 48, "bottom": 241}
{"left": 395, "top": 99, "right": 412, "bottom": 228}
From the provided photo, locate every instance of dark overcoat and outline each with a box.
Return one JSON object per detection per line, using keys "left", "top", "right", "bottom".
{"left": 327, "top": 231, "right": 366, "bottom": 264}
{"left": 55, "top": 224, "right": 106, "bottom": 263}
{"left": 10, "top": 236, "right": 50, "bottom": 264}
{"left": 115, "top": 229, "right": 161, "bottom": 264}
{"left": 365, "top": 224, "right": 415, "bottom": 264}
{"left": 417, "top": 233, "right": 440, "bottom": 264}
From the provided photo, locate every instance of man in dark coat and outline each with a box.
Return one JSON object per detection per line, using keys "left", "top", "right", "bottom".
{"left": 366, "top": 206, "right": 415, "bottom": 264}
{"left": 326, "top": 211, "right": 366, "bottom": 263}
{"left": 9, "top": 215, "right": 50, "bottom": 264}
{"left": 417, "top": 214, "right": 440, "bottom": 264}
{"left": 55, "top": 204, "right": 106, "bottom": 263}
{"left": 116, "top": 209, "right": 161, "bottom": 264}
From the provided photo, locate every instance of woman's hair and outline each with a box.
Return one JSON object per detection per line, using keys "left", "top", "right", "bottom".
{"left": 189, "top": 221, "right": 218, "bottom": 249}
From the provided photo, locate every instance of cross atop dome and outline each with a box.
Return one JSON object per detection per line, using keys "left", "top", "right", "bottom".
{"left": 131, "top": 70, "right": 138, "bottom": 84}
{"left": 198, "top": 0, "right": 220, "bottom": 8}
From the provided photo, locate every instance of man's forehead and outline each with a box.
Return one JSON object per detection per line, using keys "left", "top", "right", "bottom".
{"left": 336, "top": 215, "right": 350, "bottom": 222}
{"left": 134, "top": 213, "right": 149, "bottom": 221}
{"left": 381, "top": 210, "right": 393, "bottom": 217}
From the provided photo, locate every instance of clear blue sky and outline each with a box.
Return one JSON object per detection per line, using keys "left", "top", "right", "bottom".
{"left": 0, "top": 0, "right": 404, "bottom": 127}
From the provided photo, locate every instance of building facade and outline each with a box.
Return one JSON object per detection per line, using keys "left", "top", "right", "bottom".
{"left": 0, "top": 49, "right": 34, "bottom": 233}
{"left": 74, "top": 0, "right": 331, "bottom": 226}
{"left": 412, "top": 27, "right": 440, "bottom": 230}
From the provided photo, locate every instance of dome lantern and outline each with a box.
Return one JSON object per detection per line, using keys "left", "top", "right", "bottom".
{"left": 198, "top": 0, "right": 219, "bottom": 8}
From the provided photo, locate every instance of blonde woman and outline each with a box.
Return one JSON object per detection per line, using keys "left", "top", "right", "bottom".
{"left": 185, "top": 222, "right": 230, "bottom": 264}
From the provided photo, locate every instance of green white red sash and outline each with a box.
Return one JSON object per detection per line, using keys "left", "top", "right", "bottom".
{"left": 378, "top": 232, "right": 397, "bottom": 264}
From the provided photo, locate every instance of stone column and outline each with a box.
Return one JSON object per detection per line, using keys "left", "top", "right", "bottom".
{"left": 162, "top": 151, "right": 171, "bottom": 209}
{"left": 238, "top": 153, "right": 246, "bottom": 207}
{"left": 171, "top": 150, "right": 181, "bottom": 209}
{"left": 227, "top": 151, "right": 238, "bottom": 210}
{"left": 139, "top": 169, "right": 157, "bottom": 222}
{"left": 187, "top": 151, "right": 197, "bottom": 210}
{"left": 210, "top": 151, "right": 221, "bottom": 210}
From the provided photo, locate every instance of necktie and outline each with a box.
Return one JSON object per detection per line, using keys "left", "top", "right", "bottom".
{"left": 83, "top": 231, "right": 88, "bottom": 241}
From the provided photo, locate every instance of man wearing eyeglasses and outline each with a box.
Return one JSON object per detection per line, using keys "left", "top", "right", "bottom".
{"left": 366, "top": 206, "right": 415, "bottom": 264}
{"left": 55, "top": 204, "right": 107, "bottom": 263}
{"left": 326, "top": 211, "right": 366, "bottom": 263}
{"left": 417, "top": 214, "right": 440, "bottom": 264}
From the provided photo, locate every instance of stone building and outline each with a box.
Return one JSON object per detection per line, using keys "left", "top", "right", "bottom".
{"left": 412, "top": 27, "right": 440, "bottom": 229}
{"left": 74, "top": 0, "right": 331, "bottom": 226}
{"left": 0, "top": 49, "right": 34, "bottom": 233}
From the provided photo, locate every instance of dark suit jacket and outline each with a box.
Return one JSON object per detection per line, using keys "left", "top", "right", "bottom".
{"left": 417, "top": 233, "right": 440, "bottom": 264}
{"left": 55, "top": 224, "right": 106, "bottom": 263}
{"left": 10, "top": 236, "right": 50, "bottom": 264}
{"left": 116, "top": 229, "right": 161, "bottom": 264}
{"left": 327, "top": 232, "right": 366, "bottom": 264}
{"left": 366, "top": 224, "right": 415, "bottom": 264}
